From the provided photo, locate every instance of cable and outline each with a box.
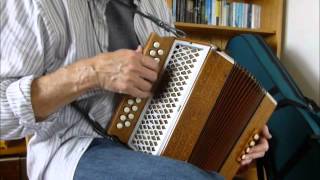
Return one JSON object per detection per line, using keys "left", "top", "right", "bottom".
{"left": 111, "top": 0, "right": 187, "bottom": 38}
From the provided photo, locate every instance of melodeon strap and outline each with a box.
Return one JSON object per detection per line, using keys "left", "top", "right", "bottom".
{"left": 106, "top": 33, "right": 277, "bottom": 180}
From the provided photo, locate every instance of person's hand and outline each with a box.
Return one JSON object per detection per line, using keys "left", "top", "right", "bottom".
{"left": 88, "top": 46, "right": 159, "bottom": 98}
{"left": 240, "top": 125, "right": 272, "bottom": 166}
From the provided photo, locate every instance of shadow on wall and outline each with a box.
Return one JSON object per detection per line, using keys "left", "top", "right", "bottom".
{"left": 281, "top": 49, "right": 320, "bottom": 106}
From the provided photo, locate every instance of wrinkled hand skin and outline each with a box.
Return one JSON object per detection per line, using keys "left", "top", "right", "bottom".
{"left": 87, "top": 46, "right": 159, "bottom": 98}
{"left": 31, "top": 46, "right": 159, "bottom": 121}
{"left": 238, "top": 125, "right": 272, "bottom": 173}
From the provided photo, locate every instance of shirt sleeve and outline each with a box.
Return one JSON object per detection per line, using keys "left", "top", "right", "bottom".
{"left": 0, "top": 0, "right": 58, "bottom": 140}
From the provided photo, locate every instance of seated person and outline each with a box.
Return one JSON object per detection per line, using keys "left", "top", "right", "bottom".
{"left": 0, "top": 0, "right": 271, "bottom": 179}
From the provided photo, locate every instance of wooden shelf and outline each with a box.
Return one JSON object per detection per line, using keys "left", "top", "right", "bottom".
{"left": 0, "top": 140, "right": 26, "bottom": 156}
{"left": 167, "top": 0, "right": 284, "bottom": 57}
{"left": 175, "top": 22, "right": 276, "bottom": 37}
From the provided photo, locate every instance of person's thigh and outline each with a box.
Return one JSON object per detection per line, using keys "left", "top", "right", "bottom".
{"left": 74, "top": 138, "right": 224, "bottom": 180}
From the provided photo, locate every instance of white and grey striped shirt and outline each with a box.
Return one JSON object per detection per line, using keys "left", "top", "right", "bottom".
{"left": 0, "top": 0, "right": 173, "bottom": 179}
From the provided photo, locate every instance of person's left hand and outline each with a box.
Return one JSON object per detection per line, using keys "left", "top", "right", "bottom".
{"left": 240, "top": 125, "right": 272, "bottom": 166}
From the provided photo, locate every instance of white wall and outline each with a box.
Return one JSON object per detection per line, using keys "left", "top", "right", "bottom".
{"left": 282, "top": 0, "right": 320, "bottom": 105}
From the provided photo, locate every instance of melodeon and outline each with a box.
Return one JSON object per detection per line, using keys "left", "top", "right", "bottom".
{"left": 107, "top": 33, "right": 277, "bottom": 179}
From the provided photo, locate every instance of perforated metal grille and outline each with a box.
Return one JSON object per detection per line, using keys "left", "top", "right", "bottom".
{"left": 128, "top": 41, "right": 210, "bottom": 155}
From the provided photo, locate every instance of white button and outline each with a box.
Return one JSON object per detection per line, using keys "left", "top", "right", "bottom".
{"left": 249, "top": 141, "right": 256, "bottom": 147}
{"left": 128, "top": 99, "right": 134, "bottom": 105}
{"left": 157, "top": 49, "right": 164, "bottom": 56}
{"left": 124, "top": 107, "right": 130, "bottom": 113}
{"left": 153, "top": 42, "right": 160, "bottom": 48}
{"left": 154, "top": 58, "right": 160, "bottom": 63}
{"left": 125, "top": 121, "right": 131, "bottom": 127}
{"left": 132, "top": 106, "right": 138, "bottom": 112}
{"left": 120, "top": 115, "right": 127, "bottom": 121}
{"left": 116, "top": 123, "right": 123, "bottom": 129}
{"left": 128, "top": 113, "right": 135, "bottom": 120}
{"left": 149, "top": 50, "right": 157, "bottom": 57}
{"left": 253, "top": 134, "right": 260, "bottom": 141}
{"left": 245, "top": 147, "right": 251, "bottom": 153}
{"left": 136, "top": 98, "right": 142, "bottom": 103}
{"left": 241, "top": 154, "right": 246, "bottom": 160}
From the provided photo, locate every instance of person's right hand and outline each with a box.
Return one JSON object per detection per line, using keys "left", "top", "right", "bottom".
{"left": 87, "top": 46, "right": 159, "bottom": 98}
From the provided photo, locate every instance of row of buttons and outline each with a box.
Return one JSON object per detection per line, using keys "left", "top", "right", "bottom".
{"left": 116, "top": 41, "right": 164, "bottom": 130}
{"left": 149, "top": 42, "right": 164, "bottom": 63}
{"left": 116, "top": 98, "right": 142, "bottom": 129}
{"left": 239, "top": 134, "right": 260, "bottom": 161}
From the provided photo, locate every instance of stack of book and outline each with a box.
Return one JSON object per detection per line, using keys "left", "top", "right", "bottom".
{"left": 172, "top": 0, "right": 261, "bottom": 29}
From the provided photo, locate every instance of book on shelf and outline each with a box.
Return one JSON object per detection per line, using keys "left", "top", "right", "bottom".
{"left": 172, "top": 0, "right": 261, "bottom": 29}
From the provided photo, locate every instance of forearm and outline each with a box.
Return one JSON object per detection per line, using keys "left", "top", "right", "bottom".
{"left": 31, "top": 48, "right": 159, "bottom": 121}
{"left": 31, "top": 59, "right": 98, "bottom": 121}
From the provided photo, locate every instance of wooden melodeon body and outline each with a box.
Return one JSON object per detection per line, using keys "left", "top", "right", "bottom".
{"left": 107, "top": 33, "right": 277, "bottom": 179}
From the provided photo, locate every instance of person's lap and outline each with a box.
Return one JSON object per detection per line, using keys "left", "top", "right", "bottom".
{"left": 74, "top": 138, "right": 224, "bottom": 180}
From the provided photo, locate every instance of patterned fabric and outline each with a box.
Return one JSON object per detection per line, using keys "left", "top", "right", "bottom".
{"left": 0, "top": 0, "right": 173, "bottom": 179}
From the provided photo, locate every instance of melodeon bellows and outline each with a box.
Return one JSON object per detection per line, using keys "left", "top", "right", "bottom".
{"left": 106, "top": 33, "right": 277, "bottom": 179}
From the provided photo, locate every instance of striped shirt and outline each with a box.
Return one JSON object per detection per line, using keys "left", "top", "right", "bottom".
{"left": 0, "top": 0, "right": 173, "bottom": 179}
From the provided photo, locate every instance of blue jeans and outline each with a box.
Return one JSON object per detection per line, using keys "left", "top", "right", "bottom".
{"left": 74, "top": 138, "right": 224, "bottom": 180}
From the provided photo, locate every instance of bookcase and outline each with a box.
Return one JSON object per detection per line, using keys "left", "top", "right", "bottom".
{"left": 0, "top": 139, "right": 27, "bottom": 180}
{"left": 166, "top": 0, "right": 284, "bottom": 57}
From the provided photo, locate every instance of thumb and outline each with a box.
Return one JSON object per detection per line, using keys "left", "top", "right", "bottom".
{"left": 135, "top": 45, "right": 143, "bottom": 53}
{"left": 262, "top": 125, "right": 272, "bottom": 139}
